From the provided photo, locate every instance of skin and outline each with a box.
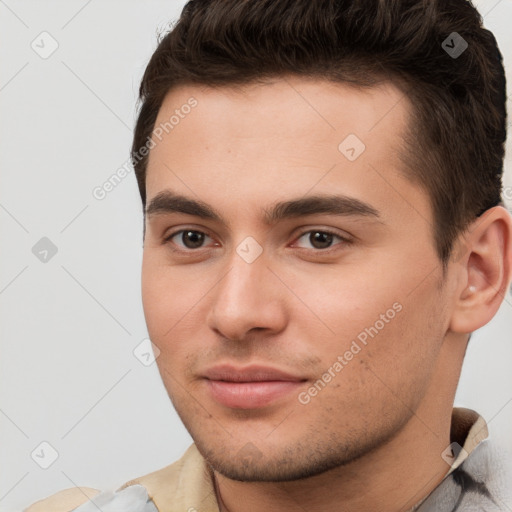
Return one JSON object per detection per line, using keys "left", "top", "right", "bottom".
{"left": 141, "top": 77, "right": 512, "bottom": 512}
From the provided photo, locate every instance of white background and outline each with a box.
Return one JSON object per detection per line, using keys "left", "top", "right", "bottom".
{"left": 1, "top": 1, "right": 511, "bottom": 510}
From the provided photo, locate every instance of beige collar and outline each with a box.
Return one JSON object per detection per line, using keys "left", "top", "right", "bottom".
{"left": 446, "top": 407, "right": 488, "bottom": 474}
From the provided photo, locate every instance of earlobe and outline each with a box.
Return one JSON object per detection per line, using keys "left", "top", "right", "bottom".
{"left": 449, "top": 206, "right": 512, "bottom": 334}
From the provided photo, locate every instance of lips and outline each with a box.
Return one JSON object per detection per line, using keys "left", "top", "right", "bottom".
{"left": 202, "top": 364, "right": 307, "bottom": 409}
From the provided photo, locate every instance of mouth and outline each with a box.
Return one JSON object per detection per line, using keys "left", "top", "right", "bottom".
{"left": 202, "top": 364, "right": 307, "bottom": 409}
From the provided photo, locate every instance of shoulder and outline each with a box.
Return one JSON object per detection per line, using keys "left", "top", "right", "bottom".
{"left": 119, "top": 444, "right": 218, "bottom": 510}
{"left": 417, "top": 439, "right": 512, "bottom": 511}
{"left": 121, "top": 443, "right": 205, "bottom": 489}
{"left": 24, "top": 444, "right": 214, "bottom": 512}
{"left": 23, "top": 487, "right": 101, "bottom": 512}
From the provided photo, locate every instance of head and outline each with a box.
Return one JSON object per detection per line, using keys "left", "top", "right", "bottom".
{"left": 135, "top": 0, "right": 511, "bottom": 481}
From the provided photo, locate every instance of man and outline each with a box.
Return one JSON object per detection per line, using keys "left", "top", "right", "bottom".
{"left": 26, "top": 0, "right": 512, "bottom": 510}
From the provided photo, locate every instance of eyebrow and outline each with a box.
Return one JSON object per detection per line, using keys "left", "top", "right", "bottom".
{"left": 145, "top": 190, "right": 381, "bottom": 225}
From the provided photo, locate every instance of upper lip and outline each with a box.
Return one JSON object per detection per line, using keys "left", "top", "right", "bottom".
{"left": 202, "top": 364, "right": 306, "bottom": 382}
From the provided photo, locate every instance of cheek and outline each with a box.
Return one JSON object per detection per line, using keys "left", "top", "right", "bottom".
{"left": 280, "top": 264, "right": 400, "bottom": 345}
{"left": 141, "top": 255, "right": 214, "bottom": 360}
{"left": 297, "top": 297, "right": 444, "bottom": 429}
{"left": 142, "top": 256, "right": 187, "bottom": 343}
{"left": 286, "top": 259, "right": 444, "bottom": 377}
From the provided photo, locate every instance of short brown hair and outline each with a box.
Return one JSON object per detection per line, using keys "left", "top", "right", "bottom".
{"left": 132, "top": 0, "right": 507, "bottom": 263}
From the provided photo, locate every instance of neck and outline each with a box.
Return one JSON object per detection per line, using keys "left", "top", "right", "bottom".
{"left": 213, "top": 338, "right": 466, "bottom": 512}
{"left": 214, "top": 419, "right": 450, "bottom": 512}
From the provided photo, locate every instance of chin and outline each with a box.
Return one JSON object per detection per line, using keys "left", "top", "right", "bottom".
{"left": 195, "top": 437, "right": 370, "bottom": 483}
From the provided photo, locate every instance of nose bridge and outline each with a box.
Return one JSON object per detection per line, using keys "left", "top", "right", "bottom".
{"left": 215, "top": 250, "right": 268, "bottom": 311}
{"left": 207, "top": 245, "right": 286, "bottom": 339}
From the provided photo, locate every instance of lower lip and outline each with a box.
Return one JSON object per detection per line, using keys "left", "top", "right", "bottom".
{"left": 205, "top": 379, "right": 304, "bottom": 409}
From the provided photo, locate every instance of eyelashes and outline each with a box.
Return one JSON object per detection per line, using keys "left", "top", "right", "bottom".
{"left": 163, "top": 228, "right": 353, "bottom": 254}
{"left": 293, "top": 229, "right": 352, "bottom": 251}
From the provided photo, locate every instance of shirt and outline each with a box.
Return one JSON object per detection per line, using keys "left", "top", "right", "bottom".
{"left": 24, "top": 407, "right": 509, "bottom": 512}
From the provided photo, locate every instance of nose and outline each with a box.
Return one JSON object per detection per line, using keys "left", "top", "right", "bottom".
{"left": 206, "top": 252, "right": 287, "bottom": 342}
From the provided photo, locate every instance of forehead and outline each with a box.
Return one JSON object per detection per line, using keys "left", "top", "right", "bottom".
{"left": 145, "top": 77, "right": 430, "bottom": 230}
{"left": 152, "top": 77, "right": 410, "bottom": 151}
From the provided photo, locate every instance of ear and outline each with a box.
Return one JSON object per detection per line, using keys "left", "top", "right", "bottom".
{"left": 449, "top": 206, "right": 512, "bottom": 334}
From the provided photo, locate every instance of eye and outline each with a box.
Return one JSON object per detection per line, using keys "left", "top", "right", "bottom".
{"left": 165, "top": 229, "right": 215, "bottom": 250}
{"left": 293, "top": 229, "right": 350, "bottom": 250}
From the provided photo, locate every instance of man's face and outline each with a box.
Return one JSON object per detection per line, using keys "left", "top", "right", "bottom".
{"left": 141, "top": 78, "right": 454, "bottom": 481}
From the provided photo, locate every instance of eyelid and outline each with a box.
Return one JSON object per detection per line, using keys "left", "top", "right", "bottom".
{"left": 291, "top": 227, "right": 353, "bottom": 250}
{"left": 162, "top": 227, "right": 218, "bottom": 251}
{"left": 162, "top": 226, "right": 353, "bottom": 253}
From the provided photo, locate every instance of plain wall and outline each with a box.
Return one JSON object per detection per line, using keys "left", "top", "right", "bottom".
{"left": 1, "top": 1, "right": 511, "bottom": 510}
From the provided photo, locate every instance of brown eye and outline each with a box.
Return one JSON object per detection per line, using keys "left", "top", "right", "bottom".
{"left": 309, "top": 231, "right": 334, "bottom": 249}
{"left": 167, "top": 230, "right": 211, "bottom": 249}
{"left": 295, "top": 230, "right": 345, "bottom": 250}
{"left": 181, "top": 230, "right": 205, "bottom": 248}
